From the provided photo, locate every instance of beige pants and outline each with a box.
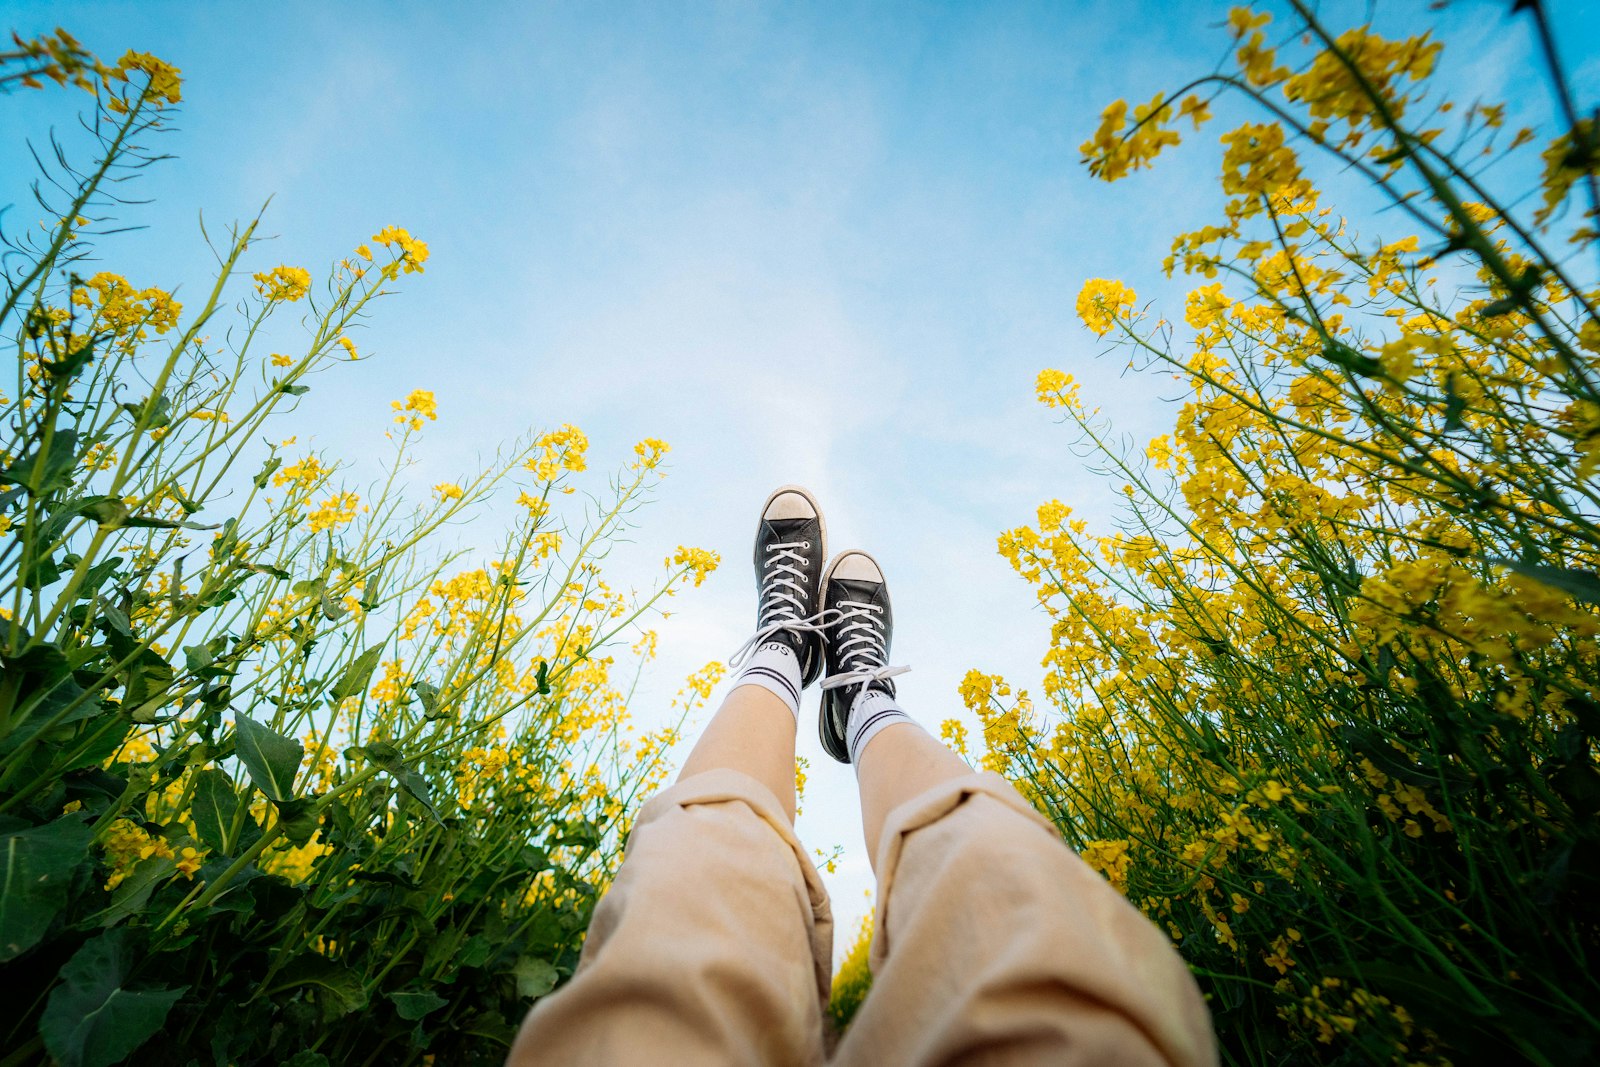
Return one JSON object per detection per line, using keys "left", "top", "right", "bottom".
{"left": 507, "top": 767, "right": 1216, "bottom": 1066}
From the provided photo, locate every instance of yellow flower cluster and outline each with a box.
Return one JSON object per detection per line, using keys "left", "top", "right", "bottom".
{"left": 372, "top": 225, "right": 430, "bottom": 275}
{"left": 70, "top": 272, "right": 182, "bottom": 348}
{"left": 1034, "top": 368, "right": 1083, "bottom": 411}
{"left": 1078, "top": 839, "right": 1133, "bottom": 893}
{"left": 1219, "top": 123, "right": 1305, "bottom": 205}
{"left": 633, "top": 437, "right": 669, "bottom": 470}
{"left": 1281, "top": 24, "right": 1442, "bottom": 136}
{"left": 262, "top": 835, "right": 332, "bottom": 883}
{"left": 10, "top": 28, "right": 100, "bottom": 93}
{"left": 273, "top": 455, "right": 326, "bottom": 497}
{"left": 985, "top": 12, "right": 1600, "bottom": 1061}
{"left": 253, "top": 264, "right": 312, "bottom": 302}
{"left": 392, "top": 388, "right": 438, "bottom": 431}
{"left": 101, "top": 818, "right": 203, "bottom": 889}
{"left": 1074, "top": 278, "right": 1136, "bottom": 336}
{"left": 10, "top": 32, "right": 182, "bottom": 107}
{"left": 115, "top": 50, "right": 182, "bottom": 105}
{"left": 308, "top": 490, "right": 361, "bottom": 532}
{"left": 528, "top": 424, "right": 589, "bottom": 481}
{"left": 1079, "top": 94, "right": 1184, "bottom": 182}
{"left": 667, "top": 545, "right": 720, "bottom": 587}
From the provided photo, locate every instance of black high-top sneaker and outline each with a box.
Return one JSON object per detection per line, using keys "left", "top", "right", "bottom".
{"left": 819, "top": 550, "right": 908, "bottom": 763}
{"left": 728, "top": 485, "right": 829, "bottom": 689}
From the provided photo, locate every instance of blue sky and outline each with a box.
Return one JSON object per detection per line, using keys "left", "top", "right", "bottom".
{"left": 6, "top": 0, "right": 1598, "bottom": 958}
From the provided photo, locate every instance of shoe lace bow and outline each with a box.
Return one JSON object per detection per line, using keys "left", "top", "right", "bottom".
{"left": 728, "top": 539, "right": 836, "bottom": 667}
{"left": 820, "top": 597, "right": 909, "bottom": 714}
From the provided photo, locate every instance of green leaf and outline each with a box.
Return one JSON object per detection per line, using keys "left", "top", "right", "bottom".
{"left": 513, "top": 957, "right": 559, "bottom": 999}
{"left": 1372, "top": 143, "right": 1409, "bottom": 166}
{"left": 62, "top": 717, "right": 134, "bottom": 773}
{"left": 411, "top": 680, "right": 441, "bottom": 718}
{"left": 283, "top": 1053, "right": 330, "bottom": 1067}
{"left": 3, "top": 668, "right": 96, "bottom": 748}
{"left": 0, "top": 816, "right": 92, "bottom": 961}
{"left": 329, "top": 646, "right": 385, "bottom": 703}
{"left": 319, "top": 591, "right": 347, "bottom": 621}
{"left": 458, "top": 934, "right": 493, "bottom": 968}
{"left": 42, "top": 338, "right": 95, "bottom": 382}
{"left": 22, "top": 550, "right": 63, "bottom": 590}
{"left": 86, "top": 855, "right": 175, "bottom": 929}
{"left": 1486, "top": 558, "right": 1600, "bottom": 605}
{"left": 0, "top": 428, "right": 79, "bottom": 493}
{"left": 388, "top": 989, "right": 448, "bottom": 1020}
{"left": 1319, "top": 339, "right": 1382, "bottom": 378}
{"left": 362, "top": 741, "right": 401, "bottom": 764}
{"left": 233, "top": 714, "right": 303, "bottom": 802}
{"left": 553, "top": 819, "right": 602, "bottom": 852}
{"left": 120, "top": 649, "right": 175, "bottom": 722}
{"left": 182, "top": 640, "right": 213, "bottom": 673}
{"left": 1441, "top": 373, "right": 1467, "bottom": 431}
{"left": 191, "top": 769, "right": 240, "bottom": 854}
{"left": 182, "top": 635, "right": 232, "bottom": 680}
{"left": 99, "top": 602, "right": 131, "bottom": 637}
{"left": 76, "top": 496, "right": 130, "bottom": 528}
{"left": 353, "top": 743, "right": 441, "bottom": 824}
{"left": 40, "top": 930, "right": 187, "bottom": 1067}
{"left": 120, "top": 515, "right": 219, "bottom": 532}
{"left": 262, "top": 956, "right": 367, "bottom": 1018}
{"left": 274, "top": 797, "right": 321, "bottom": 847}
{"left": 253, "top": 456, "right": 283, "bottom": 489}
{"left": 123, "top": 393, "right": 171, "bottom": 429}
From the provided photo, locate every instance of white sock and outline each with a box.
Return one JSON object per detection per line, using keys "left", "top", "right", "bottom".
{"left": 846, "top": 686, "right": 915, "bottom": 768}
{"left": 731, "top": 640, "right": 803, "bottom": 720}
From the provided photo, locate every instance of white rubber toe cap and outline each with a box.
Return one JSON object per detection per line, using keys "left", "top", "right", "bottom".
{"left": 829, "top": 550, "right": 883, "bottom": 583}
{"left": 763, "top": 485, "right": 820, "bottom": 521}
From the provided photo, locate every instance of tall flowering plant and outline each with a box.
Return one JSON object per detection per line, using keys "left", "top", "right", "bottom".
{"left": 0, "top": 32, "right": 719, "bottom": 1066}
{"left": 962, "top": 3, "right": 1600, "bottom": 1064}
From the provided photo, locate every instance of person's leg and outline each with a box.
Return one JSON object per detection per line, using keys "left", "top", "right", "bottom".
{"left": 815, "top": 554, "right": 1216, "bottom": 1067}
{"left": 507, "top": 487, "right": 836, "bottom": 1066}
{"left": 855, "top": 719, "right": 968, "bottom": 872}
{"left": 677, "top": 682, "right": 799, "bottom": 822}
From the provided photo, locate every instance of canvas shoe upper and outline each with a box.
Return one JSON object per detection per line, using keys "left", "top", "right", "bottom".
{"left": 728, "top": 485, "right": 829, "bottom": 688}
{"left": 818, "top": 550, "right": 909, "bottom": 763}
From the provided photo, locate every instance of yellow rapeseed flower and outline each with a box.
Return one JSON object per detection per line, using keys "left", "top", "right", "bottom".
{"left": 308, "top": 491, "right": 361, "bottom": 532}
{"left": 391, "top": 389, "right": 438, "bottom": 431}
{"left": 1035, "top": 368, "right": 1084, "bottom": 411}
{"left": 1075, "top": 278, "right": 1137, "bottom": 336}
{"left": 116, "top": 50, "right": 183, "bottom": 103}
{"left": 667, "top": 546, "right": 720, "bottom": 586}
{"left": 372, "top": 226, "right": 430, "bottom": 274}
{"left": 253, "top": 265, "right": 311, "bottom": 302}
{"left": 633, "top": 437, "right": 670, "bottom": 470}
{"left": 528, "top": 424, "right": 589, "bottom": 481}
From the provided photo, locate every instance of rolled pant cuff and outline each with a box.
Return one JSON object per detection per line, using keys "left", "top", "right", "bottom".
{"left": 646, "top": 768, "right": 835, "bottom": 1006}
{"left": 867, "top": 770, "right": 1058, "bottom": 970}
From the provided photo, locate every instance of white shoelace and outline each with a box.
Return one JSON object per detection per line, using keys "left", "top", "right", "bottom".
{"left": 728, "top": 539, "right": 837, "bottom": 668}
{"left": 820, "top": 597, "right": 909, "bottom": 717}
